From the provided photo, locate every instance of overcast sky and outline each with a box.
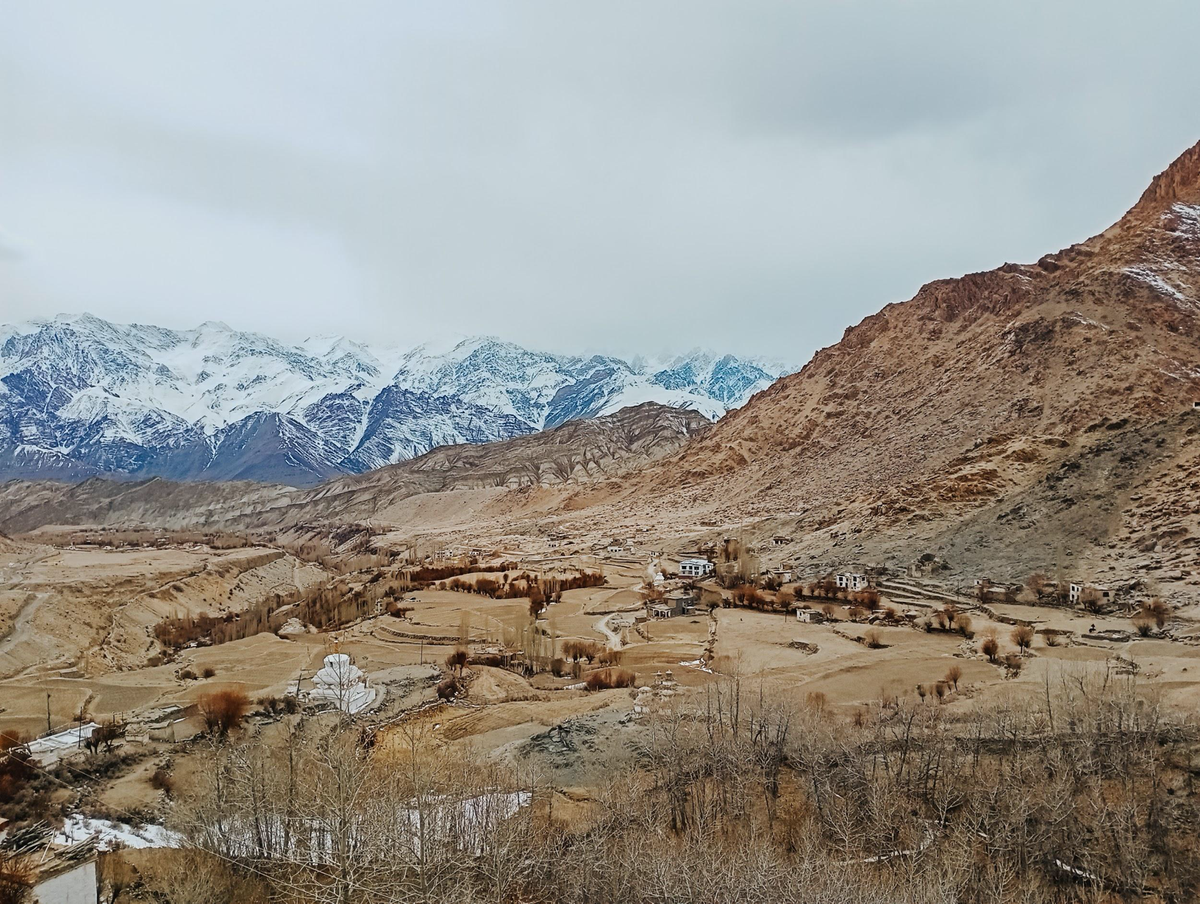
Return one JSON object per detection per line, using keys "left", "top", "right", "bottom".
{"left": 1, "top": 1, "right": 1197, "bottom": 364}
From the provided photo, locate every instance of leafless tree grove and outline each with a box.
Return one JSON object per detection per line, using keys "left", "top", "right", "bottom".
{"left": 157, "top": 666, "right": 1199, "bottom": 904}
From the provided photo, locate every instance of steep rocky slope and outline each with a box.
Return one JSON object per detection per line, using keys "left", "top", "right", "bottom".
{"left": 659, "top": 141, "right": 1200, "bottom": 517}
{"left": 584, "top": 140, "right": 1200, "bottom": 583}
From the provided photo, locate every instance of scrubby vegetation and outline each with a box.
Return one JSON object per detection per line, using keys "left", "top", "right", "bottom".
{"left": 583, "top": 667, "right": 637, "bottom": 690}
{"left": 156, "top": 670, "right": 1200, "bottom": 904}
{"left": 197, "top": 689, "right": 250, "bottom": 736}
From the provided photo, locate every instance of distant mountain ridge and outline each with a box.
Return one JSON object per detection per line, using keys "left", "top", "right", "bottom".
{"left": 0, "top": 315, "right": 787, "bottom": 485}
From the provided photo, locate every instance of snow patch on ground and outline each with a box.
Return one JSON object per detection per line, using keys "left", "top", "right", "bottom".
{"left": 54, "top": 816, "right": 182, "bottom": 851}
{"left": 1125, "top": 266, "right": 1192, "bottom": 304}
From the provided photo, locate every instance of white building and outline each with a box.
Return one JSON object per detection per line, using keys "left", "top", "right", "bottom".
{"left": 1069, "top": 583, "right": 1113, "bottom": 606}
{"left": 679, "top": 558, "right": 714, "bottom": 578}
{"left": 27, "top": 723, "right": 100, "bottom": 765}
{"left": 31, "top": 856, "right": 97, "bottom": 904}
{"left": 307, "top": 653, "right": 376, "bottom": 714}
{"left": 836, "top": 572, "right": 870, "bottom": 592}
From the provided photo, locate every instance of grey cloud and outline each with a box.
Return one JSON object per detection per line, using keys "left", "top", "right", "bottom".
{"left": 1, "top": 1, "right": 1198, "bottom": 363}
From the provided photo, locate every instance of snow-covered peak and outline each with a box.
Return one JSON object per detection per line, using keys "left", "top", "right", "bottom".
{"left": 0, "top": 313, "right": 791, "bottom": 484}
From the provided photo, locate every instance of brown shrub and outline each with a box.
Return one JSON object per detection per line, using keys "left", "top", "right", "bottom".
{"left": 980, "top": 636, "right": 999, "bottom": 663}
{"left": 944, "top": 664, "right": 962, "bottom": 690}
{"left": 863, "top": 629, "right": 883, "bottom": 649}
{"left": 197, "top": 689, "right": 250, "bottom": 736}
{"left": 0, "top": 854, "right": 34, "bottom": 903}
{"left": 584, "top": 668, "right": 636, "bottom": 690}
{"left": 0, "top": 733, "right": 33, "bottom": 806}
{"left": 1003, "top": 653, "right": 1024, "bottom": 677}
{"left": 1011, "top": 624, "right": 1035, "bottom": 653}
{"left": 597, "top": 648, "right": 623, "bottom": 666}
{"left": 149, "top": 766, "right": 174, "bottom": 794}
{"left": 445, "top": 647, "right": 468, "bottom": 676}
{"left": 436, "top": 676, "right": 460, "bottom": 700}
{"left": 201, "top": 666, "right": 217, "bottom": 679}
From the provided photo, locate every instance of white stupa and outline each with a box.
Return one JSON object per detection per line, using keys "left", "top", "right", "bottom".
{"left": 308, "top": 652, "right": 376, "bottom": 714}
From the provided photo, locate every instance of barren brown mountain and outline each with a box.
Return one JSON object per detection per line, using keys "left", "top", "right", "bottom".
{"left": 0, "top": 402, "right": 708, "bottom": 533}
{"left": 4, "top": 143, "right": 1200, "bottom": 589}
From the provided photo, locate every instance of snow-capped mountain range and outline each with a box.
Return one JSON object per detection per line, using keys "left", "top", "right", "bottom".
{"left": 0, "top": 314, "right": 789, "bottom": 485}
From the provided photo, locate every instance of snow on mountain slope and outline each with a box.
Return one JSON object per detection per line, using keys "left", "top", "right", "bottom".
{"left": 0, "top": 313, "right": 789, "bottom": 485}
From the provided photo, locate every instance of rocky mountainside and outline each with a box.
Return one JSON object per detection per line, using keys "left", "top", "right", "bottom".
{"left": 0, "top": 317, "right": 784, "bottom": 485}
{"left": 0, "top": 402, "right": 709, "bottom": 532}
{"left": 597, "top": 139, "right": 1200, "bottom": 584}
{"left": 5, "top": 143, "right": 1199, "bottom": 593}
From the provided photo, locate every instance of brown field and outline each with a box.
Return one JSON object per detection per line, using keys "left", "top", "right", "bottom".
{"left": 3, "top": 536, "right": 1199, "bottom": 806}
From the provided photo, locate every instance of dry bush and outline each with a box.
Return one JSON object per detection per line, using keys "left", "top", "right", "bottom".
{"left": 179, "top": 668, "right": 198, "bottom": 681}
{"left": 197, "top": 689, "right": 250, "bottom": 736}
{"left": 944, "top": 664, "right": 962, "bottom": 690}
{"left": 133, "top": 849, "right": 269, "bottom": 904}
{"left": 776, "top": 588, "right": 796, "bottom": 607}
{"left": 0, "top": 854, "right": 33, "bottom": 904}
{"left": 934, "top": 681, "right": 949, "bottom": 702}
{"left": 955, "top": 615, "right": 973, "bottom": 638}
{"left": 584, "top": 668, "right": 636, "bottom": 690}
{"left": 979, "top": 635, "right": 999, "bottom": 663}
{"left": 436, "top": 676, "right": 460, "bottom": 700}
{"left": 863, "top": 629, "right": 883, "bottom": 649}
{"left": 201, "top": 666, "right": 217, "bottom": 679}
{"left": 1133, "top": 617, "right": 1153, "bottom": 637}
{"left": 1011, "top": 624, "right": 1035, "bottom": 653}
{"left": 597, "top": 648, "right": 623, "bottom": 666}
{"left": 150, "top": 766, "right": 175, "bottom": 794}
{"left": 1002, "top": 653, "right": 1024, "bottom": 677}
{"left": 0, "top": 733, "right": 32, "bottom": 806}
{"left": 1142, "top": 598, "right": 1170, "bottom": 629}
{"left": 562, "top": 640, "right": 601, "bottom": 664}
{"left": 445, "top": 647, "right": 468, "bottom": 675}
{"left": 1043, "top": 631, "right": 1061, "bottom": 647}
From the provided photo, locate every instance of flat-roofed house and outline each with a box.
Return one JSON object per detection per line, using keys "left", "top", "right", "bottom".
{"left": 679, "top": 558, "right": 714, "bottom": 578}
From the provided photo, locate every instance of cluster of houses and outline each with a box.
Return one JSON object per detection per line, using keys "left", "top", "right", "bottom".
{"left": 646, "top": 591, "right": 700, "bottom": 619}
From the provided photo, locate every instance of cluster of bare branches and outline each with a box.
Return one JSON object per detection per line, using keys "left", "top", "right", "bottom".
{"left": 153, "top": 664, "right": 1199, "bottom": 904}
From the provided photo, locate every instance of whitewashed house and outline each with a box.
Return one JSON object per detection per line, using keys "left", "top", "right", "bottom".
{"left": 1069, "top": 583, "right": 1114, "bottom": 605}
{"left": 836, "top": 572, "right": 870, "bottom": 592}
{"left": 679, "top": 558, "right": 714, "bottom": 578}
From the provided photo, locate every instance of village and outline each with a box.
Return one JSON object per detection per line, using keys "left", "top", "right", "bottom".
{"left": 2, "top": 520, "right": 1198, "bottom": 899}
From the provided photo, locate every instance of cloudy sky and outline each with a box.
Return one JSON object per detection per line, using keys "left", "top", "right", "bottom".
{"left": 1, "top": 1, "right": 1197, "bottom": 364}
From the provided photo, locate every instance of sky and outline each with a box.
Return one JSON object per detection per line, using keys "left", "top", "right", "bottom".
{"left": 1, "top": 1, "right": 1198, "bottom": 365}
